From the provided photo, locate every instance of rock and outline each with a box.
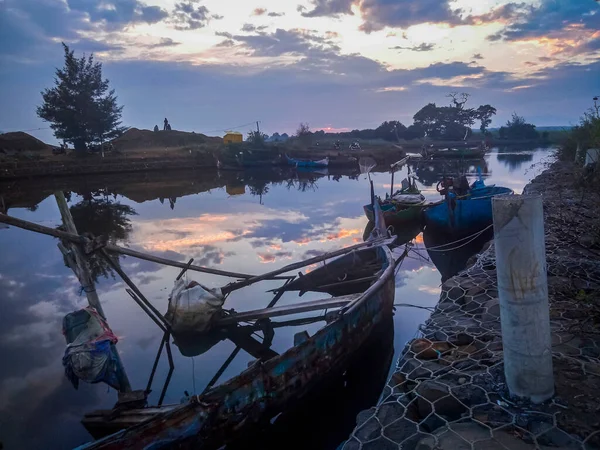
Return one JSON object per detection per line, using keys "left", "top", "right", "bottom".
{"left": 447, "top": 286, "right": 466, "bottom": 303}
{"left": 481, "top": 299, "right": 500, "bottom": 321}
{"left": 416, "top": 381, "right": 466, "bottom": 420}
{"left": 354, "top": 416, "right": 381, "bottom": 441}
{"left": 415, "top": 423, "right": 490, "bottom": 450}
{"left": 410, "top": 339, "right": 452, "bottom": 360}
{"left": 458, "top": 377, "right": 467, "bottom": 385}
{"left": 578, "top": 234, "right": 596, "bottom": 248}
{"left": 382, "top": 417, "right": 418, "bottom": 443}
{"left": 376, "top": 402, "right": 405, "bottom": 427}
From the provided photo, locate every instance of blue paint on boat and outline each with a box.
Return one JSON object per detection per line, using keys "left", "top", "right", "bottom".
{"left": 286, "top": 155, "right": 329, "bottom": 168}
{"left": 424, "top": 185, "right": 513, "bottom": 233}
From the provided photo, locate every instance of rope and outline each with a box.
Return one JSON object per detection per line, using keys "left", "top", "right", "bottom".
{"left": 425, "top": 224, "right": 493, "bottom": 252}
{"left": 394, "top": 303, "right": 436, "bottom": 312}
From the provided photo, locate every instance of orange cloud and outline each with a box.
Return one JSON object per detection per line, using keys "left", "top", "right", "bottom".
{"left": 323, "top": 228, "right": 361, "bottom": 241}
{"left": 144, "top": 231, "right": 239, "bottom": 252}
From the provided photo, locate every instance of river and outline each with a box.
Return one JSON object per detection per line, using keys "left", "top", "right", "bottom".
{"left": 0, "top": 146, "right": 553, "bottom": 449}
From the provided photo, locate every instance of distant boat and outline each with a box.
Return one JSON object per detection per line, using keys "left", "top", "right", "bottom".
{"left": 422, "top": 146, "right": 488, "bottom": 159}
{"left": 424, "top": 183, "right": 513, "bottom": 234}
{"left": 286, "top": 154, "right": 329, "bottom": 168}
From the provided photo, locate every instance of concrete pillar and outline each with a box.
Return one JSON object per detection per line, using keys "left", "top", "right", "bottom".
{"left": 585, "top": 148, "right": 600, "bottom": 167}
{"left": 492, "top": 194, "right": 554, "bottom": 403}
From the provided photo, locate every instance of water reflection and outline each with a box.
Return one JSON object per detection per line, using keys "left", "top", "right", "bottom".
{"left": 0, "top": 147, "right": 552, "bottom": 449}
{"left": 496, "top": 147, "right": 535, "bottom": 173}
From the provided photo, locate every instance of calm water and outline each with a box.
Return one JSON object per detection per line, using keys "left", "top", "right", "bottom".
{"left": 0, "top": 147, "right": 552, "bottom": 449}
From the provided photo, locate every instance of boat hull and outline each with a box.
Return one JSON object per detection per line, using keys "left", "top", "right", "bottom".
{"left": 78, "top": 246, "right": 395, "bottom": 450}
{"left": 363, "top": 202, "right": 423, "bottom": 228}
{"left": 424, "top": 187, "right": 513, "bottom": 235}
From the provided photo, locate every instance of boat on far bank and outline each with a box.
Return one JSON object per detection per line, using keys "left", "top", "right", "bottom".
{"left": 421, "top": 145, "right": 488, "bottom": 159}
{"left": 286, "top": 154, "right": 329, "bottom": 168}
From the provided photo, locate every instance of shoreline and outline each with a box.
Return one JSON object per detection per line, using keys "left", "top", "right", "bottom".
{"left": 0, "top": 139, "right": 546, "bottom": 180}
{"left": 344, "top": 161, "right": 600, "bottom": 449}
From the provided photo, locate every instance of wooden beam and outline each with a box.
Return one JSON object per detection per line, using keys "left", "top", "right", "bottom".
{"left": 215, "top": 294, "right": 360, "bottom": 326}
{"left": 0, "top": 212, "right": 282, "bottom": 280}
{"left": 221, "top": 237, "right": 392, "bottom": 295}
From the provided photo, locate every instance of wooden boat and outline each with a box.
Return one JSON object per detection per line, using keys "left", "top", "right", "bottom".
{"left": 286, "top": 154, "right": 329, "bottom": 168}
{"left": 76, "top": 209, "right": 397, "bottom": 449}
{"left": 422, "top": 146, "right": 487, "bottom": 159}
{"left": 363, "top": 157, "right": 438, "bottom": 229}
{"left": 424, "top": 183, "right": 513, "bottom": 235}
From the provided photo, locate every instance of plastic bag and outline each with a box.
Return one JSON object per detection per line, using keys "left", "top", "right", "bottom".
{"left": 62, "top": 307, "right": 122, "bottom": 390}
{"left": 165, "top": 278, "right": 225, "bottom": 334}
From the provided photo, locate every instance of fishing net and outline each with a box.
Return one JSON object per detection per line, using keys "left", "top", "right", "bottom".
{"left": 344, "top": 167, "right": 600, "bottom": 450}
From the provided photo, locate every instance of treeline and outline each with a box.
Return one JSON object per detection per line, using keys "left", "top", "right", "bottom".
{"left": 282, "top": 93, "right": 542, "bottom": 143}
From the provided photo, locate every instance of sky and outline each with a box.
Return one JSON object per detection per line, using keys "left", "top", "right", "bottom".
{"left": 0, "top": 0, "right": 599, "bottom": 142}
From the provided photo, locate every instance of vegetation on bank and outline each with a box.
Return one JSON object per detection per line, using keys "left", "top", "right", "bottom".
{"left": 556, "top": 106, "right": 600, "bottom": 162}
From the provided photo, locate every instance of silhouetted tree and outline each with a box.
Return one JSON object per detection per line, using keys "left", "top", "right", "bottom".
{"left": 475, "top": 105, "right": 497, "bottom": 134}
{"left": 37, "top": 43, "right": 126, "bottom": 152}
{"left": 501, "top": 113, "right": 539, "bottom": 140}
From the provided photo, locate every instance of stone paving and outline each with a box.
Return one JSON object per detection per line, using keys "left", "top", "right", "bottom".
{"left": 344, "top": 162, "right": 600, "bottom": 450}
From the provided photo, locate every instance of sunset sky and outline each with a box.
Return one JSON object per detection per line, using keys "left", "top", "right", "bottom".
{"left": 1, "top": 0, "right": 599, "bottom": 141}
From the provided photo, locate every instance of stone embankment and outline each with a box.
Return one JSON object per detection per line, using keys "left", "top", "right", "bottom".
{"left": 345, "top": 162, "right": 600, "bottom": 450}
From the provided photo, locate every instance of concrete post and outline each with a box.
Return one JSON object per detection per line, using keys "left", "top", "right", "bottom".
{"left": 492, "top": 194, "right": 554, "bottom": 403}
{"left": 585, "top": 148, "right": 600, "bottom": 167}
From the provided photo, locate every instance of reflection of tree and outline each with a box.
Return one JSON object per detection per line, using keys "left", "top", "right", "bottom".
{"left": 413, "top": 159, "right": 488, "bottom": 187}
{"left": 285, "top": 177, "right": 319, "bottom": 192}
{"left": 496, "top": 152, "right": 534, "bottom": 173}
{"left": 247, "top": 180, "right": 270, "bottom": 204}
{"left": 69, "top": 193, "right": 137, "bottom": 281}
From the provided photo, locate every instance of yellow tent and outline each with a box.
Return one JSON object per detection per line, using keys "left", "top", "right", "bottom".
{"left": 223, "top": 131, "right": 243, "bottom": 144}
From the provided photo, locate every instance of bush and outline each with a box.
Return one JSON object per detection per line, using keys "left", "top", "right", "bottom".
{"left": 556, "top": 111, "right": 600, "bottom": 162}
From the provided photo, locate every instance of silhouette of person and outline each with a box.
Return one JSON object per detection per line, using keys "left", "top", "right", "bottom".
{"left": 163, "top": 118, "right": 169, "bottom": 131}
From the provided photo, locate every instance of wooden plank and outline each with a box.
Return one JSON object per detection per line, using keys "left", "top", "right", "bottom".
{"left": 215, "top": 294, "right": 360, "bottom": 326}
{"left": 0, "top": 212, "right": 280, "bottom": 279}
{"left": 221, "top": 237, "right": 392, "bottom": 295}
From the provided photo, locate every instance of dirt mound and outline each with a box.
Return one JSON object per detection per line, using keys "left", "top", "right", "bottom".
{"left": 112, "top": 128, "right": 222, "bottom": 150}
{"left": 0, "top": 132, "right": 50, "bottom": 152}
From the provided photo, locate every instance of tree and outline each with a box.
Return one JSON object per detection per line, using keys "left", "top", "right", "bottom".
{"left": 475, "top": 105, "right": 497, "bottom": 134}
{"left": 247, "top": 130, "right": 267, "bottom": 146}
{"left": 296, "top": 122, "right": 312, "bottom": 145}
{"left": 37, "top": 43, "right": 126, "bottom": 152}
{"left": 503, "top": 113, "right": 539, "bottom": 139}
{"left": 296, "top": 122, "right": 311, "bottom": 137}
{"left": 375, "top": 121, "right": 407, "bottom": 141}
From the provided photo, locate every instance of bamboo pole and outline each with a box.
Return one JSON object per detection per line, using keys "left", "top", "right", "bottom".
{"left": 53, "top": 192, "right": 132, "bottom": 393}
{"left": 0, "top": 212, "right": 281, "bottom": 279}
{"left": 54, "top": 192, "right": 105, "bottom": 318}
{"left": 220, "top": 236, "right": 390, "bottom": 295}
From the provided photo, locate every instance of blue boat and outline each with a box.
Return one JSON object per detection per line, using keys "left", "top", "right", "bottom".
{"left": 286, "top": 154, "right": 329, "bottom": 168}
{"left": 424, "top": 184, "right": 513, "bottom": 234}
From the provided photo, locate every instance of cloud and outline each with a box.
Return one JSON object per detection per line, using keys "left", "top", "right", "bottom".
{"left": 67, "top": 0, "right": 168, "bottom": 29}
{"left": 216, "top": 39, "right": 235, "bottom": 48}
{"left": 391, "top": 43, "right": 436, "bottom": 52}
{"left": 268, "top": 11, "right": 285, "bottom": 17}
{"left": 253, "top": 7, "right": 267, "bottom": 16}
{"left": 215, "top": 31, "right": 233, "bottom": 39}
{"left": 301, "top": 0, "right": 355, "bottom": 18}
{"left": 487, "top": 0, "right": 600, "bottom": 55}
{"left": 241, "top": 23, "right": 268, "bottom": 32}
{"left": 146, "top": 38, "right": 181, "bottom": 49}
{"left": 358, "top": 0, "right": 461, "bottom": 33}
{"left": 172, "top": 1, "right": 211, "bottom": 30}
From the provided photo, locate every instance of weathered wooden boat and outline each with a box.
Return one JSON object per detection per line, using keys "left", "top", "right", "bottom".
{"left": 76, "top": 208, "right": 397, "bottom": 449}
{"left": 286, "top": 154, "right": 329, "bottom": 168}
{"left": 424, "top": 183, "right": 513, "bottom": 234}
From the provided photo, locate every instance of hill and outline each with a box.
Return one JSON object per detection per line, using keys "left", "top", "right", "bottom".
{"left": 112, "top": 128, "right": 222, "bottom": 151}
{"left": 0, "top": 132, "right": 50, "bottom": 152}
